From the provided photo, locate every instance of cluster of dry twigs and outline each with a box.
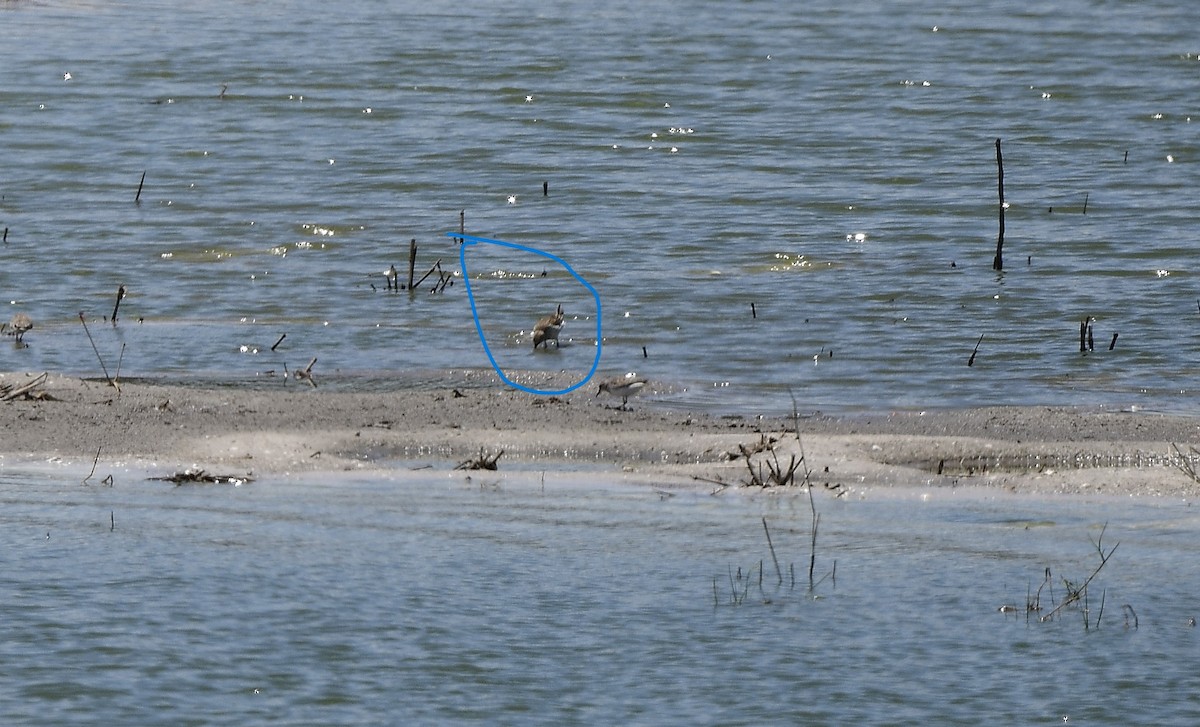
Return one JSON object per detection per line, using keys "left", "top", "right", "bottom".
{"left": 733, "top": 434, "right": 802, "bottom": 487}
{"left": 381, "top": 238, "right": 455, "bottom": 294}
{"left": 1169, "top": 443, "right": 1200, "bottom": 483}
{"left": 0, "top": 372, "right": 54, "bottom": 402}
{"left": 999, "top": 523, "right": 1131, "bottom": 629}
{"left": 713, "top": 392, "right": 835, "bottom": 606}
{"left": 454, "top": 448, "right": 504, "bottom": 471}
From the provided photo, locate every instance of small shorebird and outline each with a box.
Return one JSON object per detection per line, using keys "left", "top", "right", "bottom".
{"left": 532, "top": 304, "right": 563, "bottom": 349}
{"left": 4, "top": 312, "right": 32, "bottom": 343}
{"left": 596, "top": 373, "right": 648, "bottom": 410}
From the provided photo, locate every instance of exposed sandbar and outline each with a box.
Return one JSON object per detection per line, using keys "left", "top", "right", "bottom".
{"left": 2, "top": 371, "right": 1199, "bottom": 497}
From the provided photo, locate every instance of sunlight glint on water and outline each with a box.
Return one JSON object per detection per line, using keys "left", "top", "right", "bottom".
{"left": 1, "top": 0, "right": 1199, "bottom": 414}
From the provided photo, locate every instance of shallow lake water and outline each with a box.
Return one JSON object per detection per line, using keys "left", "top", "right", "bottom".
{"left": 1, "top": 462, "right": 1197, "bottom": 725}
{"left": 5, "top": 1, "right": 1200, "bottom": 722}
{"left": 4, "top": 0, "right": 1200, "bottom": 414}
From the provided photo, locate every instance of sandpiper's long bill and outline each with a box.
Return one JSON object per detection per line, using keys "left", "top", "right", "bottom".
{"left": 532, "top": 304, "right": 564, "bottom": 349}
{"left": 596, "top": 373, "right": 648, "bottom": 410}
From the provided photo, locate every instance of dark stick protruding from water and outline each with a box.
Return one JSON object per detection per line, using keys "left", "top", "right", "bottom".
{"left": 135, "top": 171, "right": 145, "bottom": 204}
{"left": 1109, "top": 332, "right": 1118, "bottom": 350}
{"left": 1080, "top": 317, "right": 1096, "bottom": 353}
{"left": 1083, "top": 192, "right": 1089, "bottom": 215}
{"left": 968, "top": 333, "right": 983, "bottom": 366}
{"left": 642, "top": 346, "right": 647, "bottom": 358}
{"left": 751, "top": 302, "right": 757, "bottom": 319}
{"left": 111, "top": 285, "right": 126, "bottom": 323}
{"left": 407, "top": 238, "right": 417, "bottom": 291}
{"left": 413, "top": 258, "right": 443, "bottom": 290}
{"left": 2, "top": 227, "right": 7, "bottom": 244}
{"left": 543, "top": 181, "right": 548, "bottom": 196}
{"left": 993, "top": 138, "right": 1005, "bottom": 271}
{"left": 271, "top": 333, "right": 286, "bottom": 351}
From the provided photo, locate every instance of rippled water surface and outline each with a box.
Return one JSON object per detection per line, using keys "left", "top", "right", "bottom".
{"left": 1, "top": 465, "right": 1199, "bottom": 725}
{"left": 2, "top": 0, "right": 1199, "bottom": 413}
{"left": 5, "top": 2, "right": 1200, "bottom": 721}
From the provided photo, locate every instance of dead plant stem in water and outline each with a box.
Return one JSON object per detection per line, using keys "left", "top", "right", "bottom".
{"left": 1041, "top": 523, "right": 1119, "bottom": 625}
{"left": 762, "top": 517, "right": 782, "bottom": 586}
{"left": 789, "top": 388, "right": 821, "bottom": 587}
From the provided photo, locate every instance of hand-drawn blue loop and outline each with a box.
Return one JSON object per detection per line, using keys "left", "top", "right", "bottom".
{"left": 448, "top": 232, "right": 602, "bottom": 395}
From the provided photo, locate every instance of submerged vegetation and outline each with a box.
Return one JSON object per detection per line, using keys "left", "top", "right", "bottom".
{"left": 999, "top": 523, "right": 1128, "bottom": 630}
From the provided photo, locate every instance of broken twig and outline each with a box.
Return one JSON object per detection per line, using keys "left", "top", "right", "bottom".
{"left": 1, "top": 372, "right": 49, "bottom": 402}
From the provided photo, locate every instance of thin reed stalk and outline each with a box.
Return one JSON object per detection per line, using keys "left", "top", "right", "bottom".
{"left": 79, "top": 312, "right": 117, "bottom": 390}
{"left": 762, "top": 517, "right": 782, "bottom": 586}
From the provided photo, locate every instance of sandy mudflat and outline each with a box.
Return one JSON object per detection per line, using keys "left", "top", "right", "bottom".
{"left": 2, "top": 370, "right": 1200, "bottom": 497}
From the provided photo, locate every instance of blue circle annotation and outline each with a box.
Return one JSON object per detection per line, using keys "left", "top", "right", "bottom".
{"left": 448, "top": 231, "right": 602, "bottom": 396}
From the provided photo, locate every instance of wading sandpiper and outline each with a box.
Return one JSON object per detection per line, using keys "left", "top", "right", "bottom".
{"left": 532, "top": 304, "right": 564, "bottom": 349}
{"left": 4, "top": 312, "right": 32, "bottom": 344}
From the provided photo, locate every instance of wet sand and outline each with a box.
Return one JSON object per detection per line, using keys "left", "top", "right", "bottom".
{"left": 2, "top": 371, "right": 1200, "bottom": 497}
